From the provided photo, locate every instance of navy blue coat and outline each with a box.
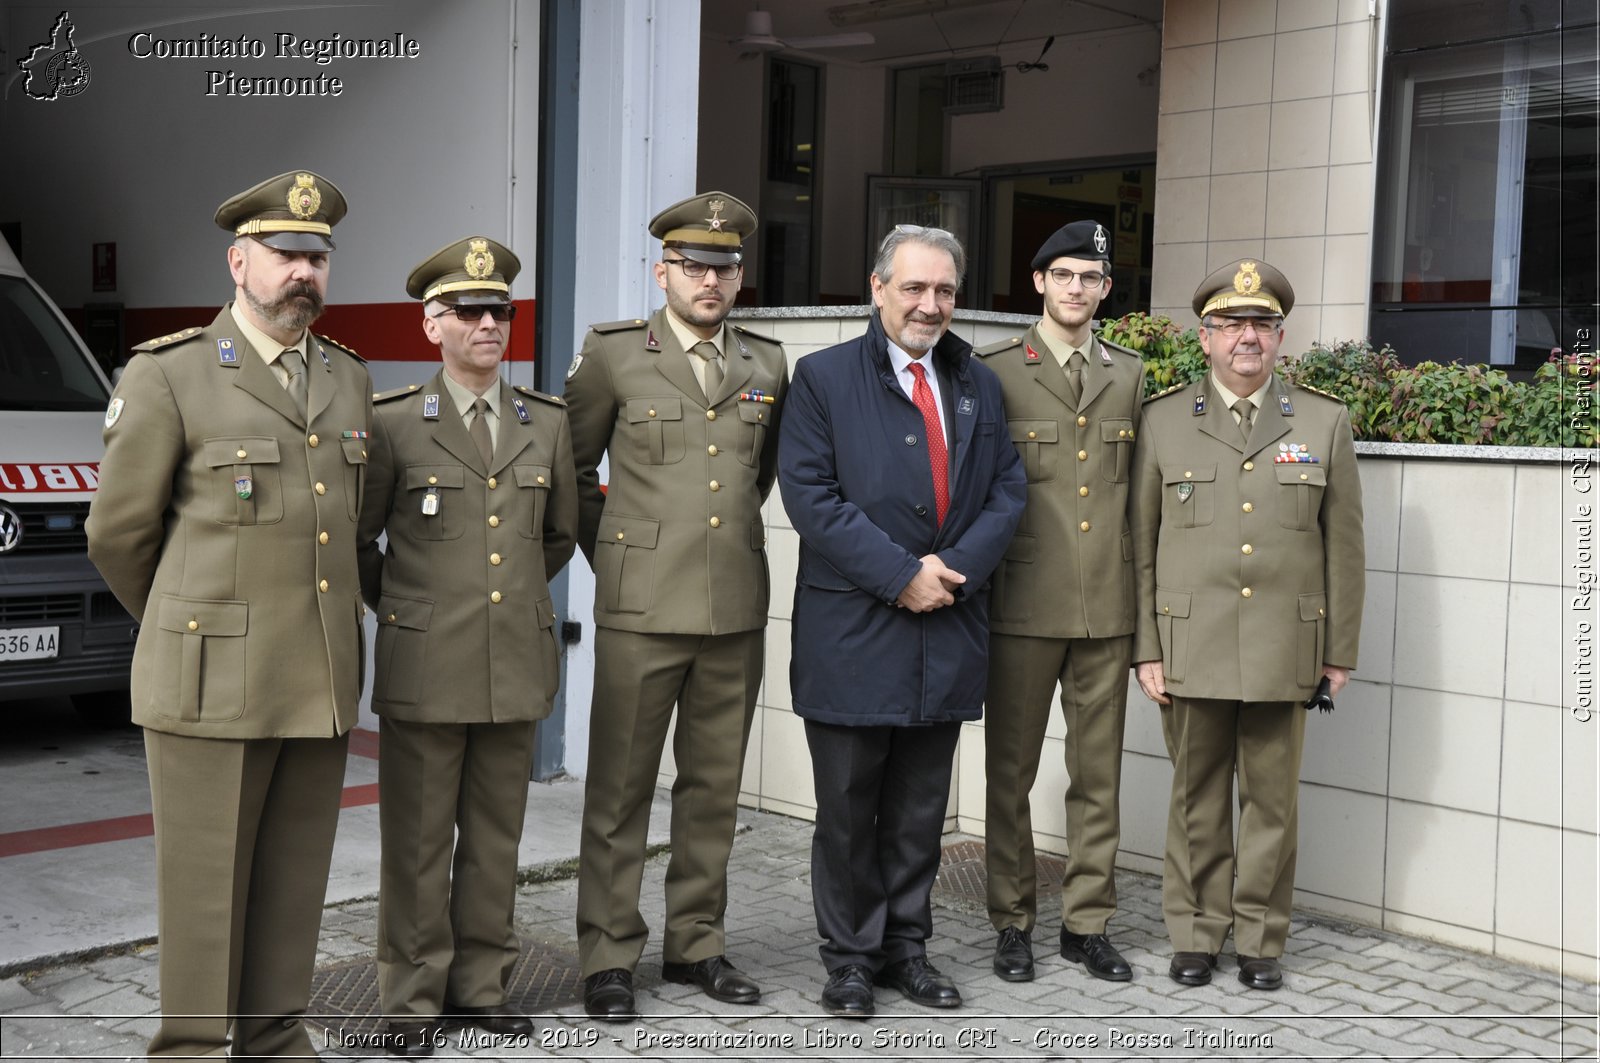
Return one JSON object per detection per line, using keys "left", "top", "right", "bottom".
{"left": 778, "top": 313, "right": 1027, "bottom": 726}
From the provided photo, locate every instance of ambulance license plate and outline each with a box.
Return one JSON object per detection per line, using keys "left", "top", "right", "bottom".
{"left": 0, "top": 626, "right": 60, "bottom": 662}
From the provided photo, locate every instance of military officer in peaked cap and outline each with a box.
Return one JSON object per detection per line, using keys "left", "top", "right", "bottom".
{"left": 357, "top": 237, "right": 577, "bottom": 1056}
{"left": 1130, "top": 259, "right": 1364, "bottom": 991}
{"left": 565, "top": 191, "right": 787, "bottom": 1020}
{"left": 87, "top": 170, "right": 371, "bottom": 1058}
{"left": 974, "top": 220, "right": 1145, "bottom": 985}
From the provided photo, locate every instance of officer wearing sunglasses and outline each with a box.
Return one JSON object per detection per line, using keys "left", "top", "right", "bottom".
{"left": 357, "top": 236, "right": 579, "bottom": 1056}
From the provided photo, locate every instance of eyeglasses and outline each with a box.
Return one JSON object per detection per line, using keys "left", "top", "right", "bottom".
{"left": 663, "top": 257, "right": 742, "bottom": 281}
{"left": 1042, "top": 267, "right": 1107, "bottom": 289}
{"left": 894, "top": 223, "right": 955, "bottom": 239}
{"left": 1203, "top": 317, "right": 1281, "bottom": 338}
{"left": 431, "top": 304, "right": 516, "bottom": 323}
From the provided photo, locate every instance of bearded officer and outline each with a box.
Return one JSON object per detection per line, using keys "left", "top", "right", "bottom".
{"left": 974, "top": 220, "right": 1144, "bottom": 984}
{"left": 86, "top": 170, "right": 369, "bottom": 1058}
{"left": 357, "top": 238, "right": 577, "bottom": 1056}
{"left": 1130, "top": 259, "right": 1364, "bottom": 991}
{"left": 564, "top": 191, "right": 786, "bottom": 1020}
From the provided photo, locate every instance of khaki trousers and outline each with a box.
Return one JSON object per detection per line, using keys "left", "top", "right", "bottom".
{"left": 1159, "top": 696, "right": 1306, "bottom": 958}
{"left": 576, "top": 627, "right": 761, "bottom": 976}
{"left": 377, "top": 717, "right": 538, "bottom": 1018}
{"left": 144, "top": 729, "right": 348, "bottom": 1059}
{"left": 984, "top": 633, "right": 1131, "bottom": 934}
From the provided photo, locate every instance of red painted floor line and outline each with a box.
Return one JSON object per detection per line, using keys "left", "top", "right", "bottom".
{"left": 0, "top": 729, "right": 384, "bottom": 857}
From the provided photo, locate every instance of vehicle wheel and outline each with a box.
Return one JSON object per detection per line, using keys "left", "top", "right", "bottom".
{"left": 71, "top": 690, "right": 133, "bottom": 728}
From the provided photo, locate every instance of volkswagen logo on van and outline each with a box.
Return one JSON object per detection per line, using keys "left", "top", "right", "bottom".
{"left": 0, "top": 504, "right": 22, "bottom": 553}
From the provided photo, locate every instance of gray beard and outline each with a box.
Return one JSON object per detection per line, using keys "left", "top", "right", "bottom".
{"left": 243, "top": 283, "right": 322, "bottom": 333}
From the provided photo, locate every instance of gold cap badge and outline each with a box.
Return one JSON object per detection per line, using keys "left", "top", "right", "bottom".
{"left": 287, "top": 174, "right": 322, "bottom": 220}
{"left": 1233, "top": 261, "right": 1261, "bottom": 296}
{"left": 464, "top": 239, "right": 496, "bottom": 281}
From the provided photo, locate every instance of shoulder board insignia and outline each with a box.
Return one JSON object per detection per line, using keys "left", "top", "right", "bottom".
{"left": 132, "top": 326, "right": 203, "bottom": 353}
{"left": 590, "top": 319, "right": 647, "bottom": 335}
{"left": 1098, "top": 337, "right": 1141, "bottom": 359}
{"left": 730, "top": 323, "right": 781, "bottom": 347}
{"left": 1293, "top": 382, "right": 1346, "bottom": 403}
{"left": 1143, "top": 382, "right": 1188, "bottom": 404}
{"left": 316, "top": 333, "right": 365, "bottom": 362}
{"left": 373, "top": 384, "right": 423, "bottom": 404}
{"left": 513, "top": 385, "right": 567, "bottom": 407}
{"left": 972, "top": 336, "right": 1022, "bottom": 358}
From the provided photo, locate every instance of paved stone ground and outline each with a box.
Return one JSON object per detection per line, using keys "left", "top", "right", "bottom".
{"left": 1, "top": 808, "right": 1595, "bottom": 1061}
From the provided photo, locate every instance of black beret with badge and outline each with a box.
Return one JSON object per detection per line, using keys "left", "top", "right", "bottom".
{"left": 1192, "top": 258, "right": 1296, "bottom": 319}
{"left": 214, "top": 169, "right": 347, "bottom": 253}
{"left": 1031, "top": 219, "right": 1112, "bottom": 271}
{"left": 406, "top": 236, "right": 521, "bottom": 305}
{"left": 649, "top": 190, "right": 757, "bottom": 266}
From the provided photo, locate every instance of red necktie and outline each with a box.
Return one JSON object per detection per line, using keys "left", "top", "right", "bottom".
{"left": 908, "top": 362, "right": 949, "bottom": 526}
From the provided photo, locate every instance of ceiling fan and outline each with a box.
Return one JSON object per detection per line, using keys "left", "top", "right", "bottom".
{"left": 731, "top": 8, "right": 876, "bottom": 58}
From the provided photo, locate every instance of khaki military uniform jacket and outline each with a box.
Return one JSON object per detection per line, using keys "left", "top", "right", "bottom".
{"left": 357, "top": 371, "right": 578, "bottom": 723}
{"left": 86, "top": 305, "right": 372, "bottom": 738}
{"left": 977, "top": 328, "right": 1145, "bottom": 637}
{"left": 1130, "top": 374, "right": 1364, "bottom": 701}
{"left": 565, "top": 309, "right": 787, "bottom": 634}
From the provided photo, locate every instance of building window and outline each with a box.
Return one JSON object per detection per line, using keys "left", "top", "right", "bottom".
{"left": 1370, "top": 3, "right": 1597, "bottom": 369}
{"left": 760, "top": 58, "right": 821, "bottom": 307}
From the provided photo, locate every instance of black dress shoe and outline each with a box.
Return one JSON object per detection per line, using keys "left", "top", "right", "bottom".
{"left": 1237, "top": 955, "right": 1283, "bottom": 990}
{"left": 820, "top": 964, "right": 874, "bottom": 1020}
{"left": 443, "top": 1001, "right": 533, "bottom": 1036}
{"left": 874, "top": 956, "right": 962, "bottom": 1008}
{"left": 1168, "top": 951, "right": 1218, "bottom": 986}
{"left": 1060, "top": 929, "right": 1133, "bottom": 982}
{"left": 583, "top": 968, "right": 638, "bottom": 1022}
{"left": 992, "top": 927, "right": 1035, "bottom": 982}
{"left": 662, "top": 955, "right": 761, "bottom": 1004}
{"left": 384, "top": 1020, "right": 436, "bottom": 1058}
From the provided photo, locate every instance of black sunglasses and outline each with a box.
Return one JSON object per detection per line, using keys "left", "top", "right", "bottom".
{"left": 431, "top": 304, "right": 516, "bottom": 323}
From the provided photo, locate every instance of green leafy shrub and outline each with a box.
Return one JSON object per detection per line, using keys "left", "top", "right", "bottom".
{"left": 1098, "top": 313, "right": 1596, "bottom": 447}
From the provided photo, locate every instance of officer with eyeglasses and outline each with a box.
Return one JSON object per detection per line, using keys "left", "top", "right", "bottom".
{"left": 356, "top": 236, "right": 579, "bottom": 1055}
{"left": 1130, "top": 258, "right": 1364, "bottom": 992}
{"left": 972, "top": 220, "right": 1145, "bottom": 985}
{"left": 564, "top": 191, "right": 787, "bottom": 1020}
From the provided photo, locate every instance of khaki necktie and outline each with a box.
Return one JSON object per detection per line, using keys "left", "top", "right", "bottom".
{"left": 692, "top": 341, "right": 723, "bottom": 401}
{"left": 1064, "top": 350, "right": 1084, "bottom": 408}
{"left": 469, "top": 397, "right": 494, "bottom": 468}
{"left": 280, "top": 348, "right": 308, "bottom": 420}
{"left": 1232, "top": 398, "right": 1255, "bottom": 445}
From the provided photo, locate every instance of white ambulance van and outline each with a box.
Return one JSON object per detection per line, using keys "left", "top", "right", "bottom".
{"left": 0, "top": 233, "right": 137, "bottom": 722}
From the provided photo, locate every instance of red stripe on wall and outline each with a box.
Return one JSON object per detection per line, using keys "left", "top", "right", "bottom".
{"left": 73, "top": 301, "right": 537, "bottom": 363}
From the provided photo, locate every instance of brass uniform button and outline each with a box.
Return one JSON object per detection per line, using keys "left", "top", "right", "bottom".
{"left": 428, "top": 475, "right": 439, "bottom": 485}
{"left": 319, "top": 531, "right": 329, "bottom": 544}
{"left": 1243, "top": 460, "right": 1255, "bottom": 471}
{"left": 706, "top": 409, "right": 717, "bottom": 421}
{"left": 1162, "top": 606, "right": 1170, "bottom": 614}
{"left": 1300, "top": 472, "right": 1309, "bottom": 481}
{"left": 362, "top": 449, "right": 367, "bottom": 458}
{"left": 1319, "top": 607, "right": 1326, "bottom": 616}
{"left": 1077, "top": 415, "right": 1088, "bottom": 428}
{"left": 386, "top": 613, "right": 397, "bottom": 623}
{"left": 537, "top": 475, "right": 546, "bottom": 485}
{"left": 616, "top": 531, "right": 625, "bottom": 540}
{"left": 1079, "top": 486, "right": 1089, "bottom": 497}
{"left": 708, "top": 444, "right": 719, "bottom": 456}
{"left": 308, "top": 434, "right": 319, "bottom": 447}
{"left": 1241, "top": 587, "right": 1253, "bottom": 598}
{"left": 1184, "top": 470, "right": 1193, "bottom": 479}
{"left": 1242, "top": 544, "right": 1254, "bottom": 555}
{"left": 1078, "top": 450, "right": 1088, "bottom": 461}
{"left": 709, "top": 480, "right": 720, "bottom": 492}
{"left": 1118, "top": 429, "right": 1128, "bottom": 438}
{"left": 491, "top": 591, "right": 502, "bottom": 604}
{"left": 488, "top": 515, "right": 500, "bottom": 528}
{"left": 709, "top": 516, "right": 721, "bottom": 528}
{"left": 236, "top": 448, "right": 248, "bottom": 459}
{"left": 187, "top": 619, "right": 199, "bottom": 631}
{"left": 488, "top": 477, "right": 498, "bottom": 489}
{"left": 319, "top": 579, "right": 329, "bottom": 592}
{"left": 648, "top": 408, "right": 657, "bottom": 417}
{"left": 314, "top": 482, "right": 326, "bottom": 495}
{"left": 1080, "top": 521, "right": 1091, "bottom": 532}
{"left": 1242, "top": 502, "right": 1254, "bottom": 513}
{"left": 490, "top": 553, "right": 502, "bottom": 566}
{"left": 1027, "top": 431, "right": 1037, "bottom": 440}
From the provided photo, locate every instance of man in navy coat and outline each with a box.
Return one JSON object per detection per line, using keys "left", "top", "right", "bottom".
{"left": 778, "top": 225, "right": 1026, "bottom": 1019}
